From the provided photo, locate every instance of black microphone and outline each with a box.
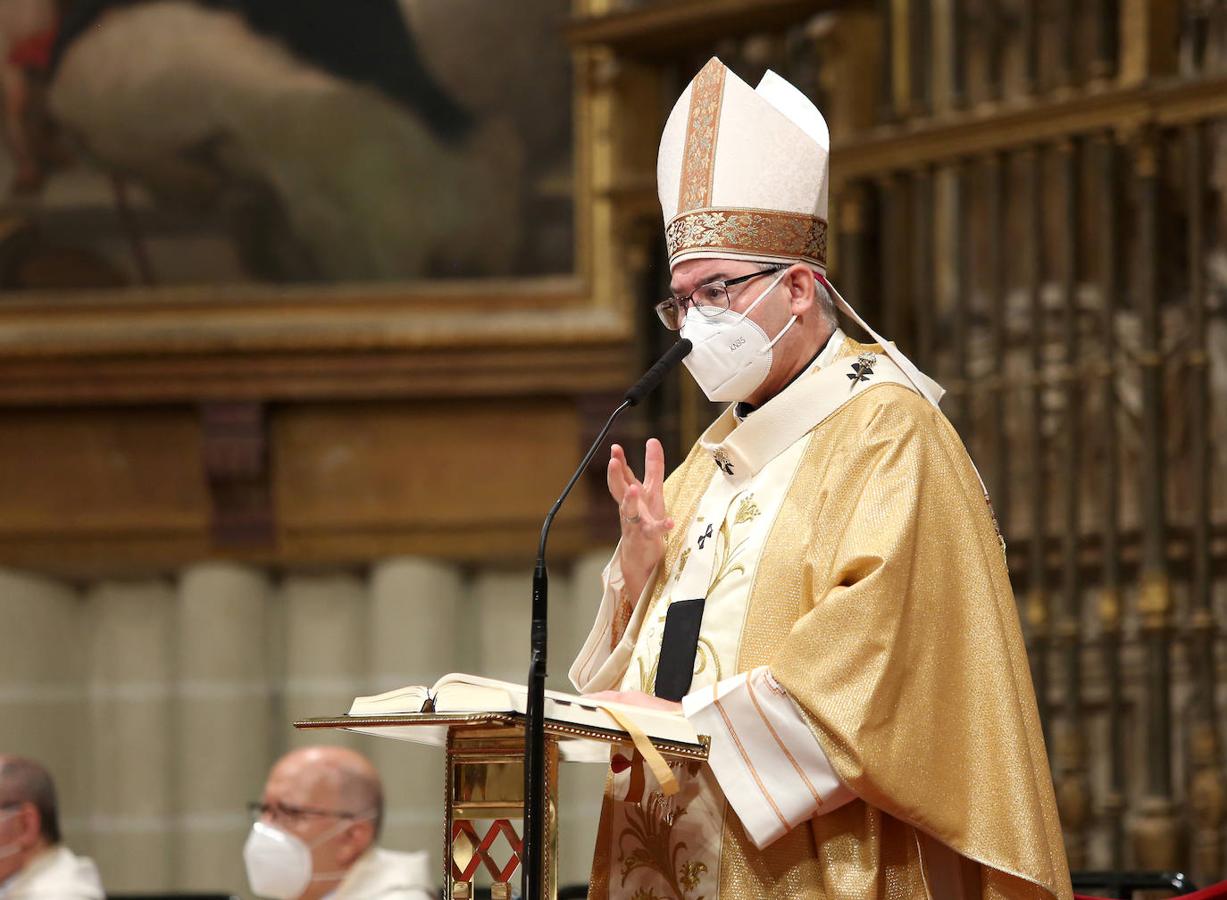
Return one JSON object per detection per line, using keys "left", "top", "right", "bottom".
{"left": 522, "top": 338, "right": 692, "bottom": 900}
{"left": 624, "top": 338, "right": 693, "bottom": 407}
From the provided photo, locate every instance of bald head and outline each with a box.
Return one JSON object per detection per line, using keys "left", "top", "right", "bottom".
{"left": 266, "top": 746, "right": 384, "bottom": 838}
{"left": 0, "top": 756, "right": 59, "bottom": 845}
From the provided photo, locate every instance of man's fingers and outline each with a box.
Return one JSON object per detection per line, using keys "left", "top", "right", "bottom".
{"left": 642, "top": 438, "right": 665, "bottom": 493}
{"left": 606, "top": 457, "right": 626, "bottom": 503}
{"left": 610, "top": 444, "right": 636, "bottom": 488}
{"left": 621, "top": 482, "right": 641, "bottom": 519}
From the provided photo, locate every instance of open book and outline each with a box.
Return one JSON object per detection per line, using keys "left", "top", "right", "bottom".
{"left": 347, "top": 672, "right": 700, "bottom": 749}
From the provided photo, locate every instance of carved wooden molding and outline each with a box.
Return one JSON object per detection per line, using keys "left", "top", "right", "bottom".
{"left": 830, "top": 73, "right": 1227, "bottom": 181}
{"left": 566, "top": 0, "right": 837, "bottom": 55}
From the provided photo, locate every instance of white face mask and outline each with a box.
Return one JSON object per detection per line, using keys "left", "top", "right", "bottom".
{"left": 243, "top": 816, "right": 367, "bottom": 900}
{"left": 678, "top": 268, "right": 795, "bottom": 402}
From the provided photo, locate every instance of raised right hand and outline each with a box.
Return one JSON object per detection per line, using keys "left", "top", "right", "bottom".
{"left": 608, "top": 438, "right": 673, "bottom": 598}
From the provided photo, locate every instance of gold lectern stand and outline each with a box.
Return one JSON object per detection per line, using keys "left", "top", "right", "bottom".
{"left": 295, "top": 710, "right": 708, "bottom": 900}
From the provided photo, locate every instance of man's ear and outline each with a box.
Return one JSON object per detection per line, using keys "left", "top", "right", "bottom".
{"left": 337, "top": 819, "right": 375, "bottom": 866}
{"left": 18, "top": 803, "right": 41, "bottom": 849}
{"left": 783, "top": 264, "right": 815, "bottom": 316}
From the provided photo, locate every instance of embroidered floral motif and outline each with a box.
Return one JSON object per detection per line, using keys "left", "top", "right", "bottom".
{"left": 733, "top": 494, "right": 760, "bottom": 525}
{"left": 678, "top": 61, "right": 725, "bottom": 212}
{"left": 678, "top": 860, "right": 708, "bottom": 892}
{"left": 666, "top": 208, "right": 828, "bottom": 266}
{"left": 706, "top": 518, "right": 746, "bottom": 596}
{"left": 673, "top": 547, "right": 692, "bottom": 583}
{"left": 617, "top": 782, "right": 709, "bottom": 899}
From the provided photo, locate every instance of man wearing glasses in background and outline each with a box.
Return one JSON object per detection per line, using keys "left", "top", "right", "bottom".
{"left": 245, "top": 746, "right": 432, "bottom": 900}
{"left": 570, "top": 57, "right": 1071, "bottom": 899}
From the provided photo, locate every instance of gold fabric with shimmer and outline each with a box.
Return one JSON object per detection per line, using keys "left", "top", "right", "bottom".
{"left": 588, "top": 339, "right": 1071, "bottom": 900}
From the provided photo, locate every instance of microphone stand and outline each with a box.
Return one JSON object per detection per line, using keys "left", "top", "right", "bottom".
{"left": 523, "top": 399, "right": 630, "bottom": 900}
{"left": 522, "top": 339, "right": 691, "bottom": 899}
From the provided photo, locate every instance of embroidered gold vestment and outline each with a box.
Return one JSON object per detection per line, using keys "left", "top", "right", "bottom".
{"left": 580, "top": 338, "right": 1072, "bottom": 900}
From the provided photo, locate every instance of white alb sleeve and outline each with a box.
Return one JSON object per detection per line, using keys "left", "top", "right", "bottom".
{"left": 569, "top": 546, "right": 658, "bottom": 693}
{"left": 681, "top": 666, "right": 855, "bottom": 849}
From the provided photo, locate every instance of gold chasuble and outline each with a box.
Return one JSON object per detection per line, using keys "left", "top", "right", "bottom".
{"left": 573, "top": 336, "right": 1070, "bottom": 900}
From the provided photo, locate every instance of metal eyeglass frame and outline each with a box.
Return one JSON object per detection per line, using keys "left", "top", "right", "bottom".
{"left": 653, "top": 265, "right": 785, "bottom": 331}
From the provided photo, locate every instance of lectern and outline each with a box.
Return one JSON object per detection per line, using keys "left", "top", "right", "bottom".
{"left": 295, "top": 709, "right": 709, "bottom": 899}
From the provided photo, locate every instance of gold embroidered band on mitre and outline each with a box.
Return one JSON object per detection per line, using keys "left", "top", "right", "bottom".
{"left": 678, "top": 60, "right": 726, "bottom": 212}
{"left": 666, "top": 207, "right": 828, "bottom": 267}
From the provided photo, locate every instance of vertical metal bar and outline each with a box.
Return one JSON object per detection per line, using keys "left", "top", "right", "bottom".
{"left": 1023, "top": 145, "right": 1051, "bottom": 746}
{"left": 913, "top": 167, "right": 936, "bottom": 373}
{"left": 1091, "top": 0, "right": 1120, "bottom": 81}
{"left": 1129, "top": 127, "right": 1179, "bottom": 871}
{"left": 984, "top": 0, "right": 1003, "bottom": 102}
{"left": 837, "top": 184, "right": 868, "bottom": 314}
{"left": 1054, "top": 137, "right": 1089, "bottom": 869}
{"left": 1022, "top": 0, "right": 1041, "bottom": 94}
{"left": 1095, "top": 132, "right": 1126, "bottom": 870}
{"left": 879, "top": 0, "right": 896, "bottom": 123}
{"left": 1183, "top": 1, "right": 1208, "bottom": 75}
{"left": 1183, "top": 120, "right": 1223, "bottom": 883}
{"left": 909, "top": 0, "right": 932, "bottom": 116}
{"left": 949, "top": 0, "right": 966, "bottom": 109}
{"left": 985, "top": 153, "right": 1009, "bottom": 535}
{"left": 1056, "top": 0, "right": 1076, "bottom": 88}
{"left": 879, "top": 174, "right": 906, "bottom": 342}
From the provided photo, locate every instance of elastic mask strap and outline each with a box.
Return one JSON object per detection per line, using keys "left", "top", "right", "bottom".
{"left": 305, "top": 811, "right": 375, "bottom": 882}
{"left": 765, "top": 315, "right": 798, "bottom": 350}
{"left": 735, "top": 268, "right": 789, "bottom": 322}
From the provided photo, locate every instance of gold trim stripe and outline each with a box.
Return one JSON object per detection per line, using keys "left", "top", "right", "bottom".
{"left": 745, "top": 674, "right": 824, "bottom": 809}
{"left": 713, "top": 693, "right": 790, "bottom": 833}
{"left": 678, "top": 59, "right": 726, "bottom": 212}
{"left": 666, "top": 208, "right": 828, "bottom": 267}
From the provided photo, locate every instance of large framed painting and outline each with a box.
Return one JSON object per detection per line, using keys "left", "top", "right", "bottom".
{"left": 0, "top": 0, "right": 576, "bottom": 290}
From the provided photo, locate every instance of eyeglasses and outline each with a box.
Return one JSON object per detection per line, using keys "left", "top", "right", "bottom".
{"left": 247, "top": 801, "right": 360, "bottom": 826}
{"left": 654, "top": 266, "right": 785, "bottom": 331}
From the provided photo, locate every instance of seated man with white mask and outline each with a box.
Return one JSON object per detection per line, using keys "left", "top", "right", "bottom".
{"left": 0, "top": 755, "right": 104, "bottom": 900}
{"left": 245, "top": 746, "right": 433, "bottom": 900}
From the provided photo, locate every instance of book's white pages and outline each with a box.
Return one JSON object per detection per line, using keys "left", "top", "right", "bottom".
{"left": 345, "top": 672, "right": 700, "bottom": 760}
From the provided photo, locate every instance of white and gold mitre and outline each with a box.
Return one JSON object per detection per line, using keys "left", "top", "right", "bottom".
{"left": 657, "top": 57, "right": 830, "bottom": 271}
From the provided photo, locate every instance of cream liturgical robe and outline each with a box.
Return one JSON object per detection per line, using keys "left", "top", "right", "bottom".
{"left": 570, "top": 333, "right": 1071, "bottom": 900}
{"left": 1, "top": 846, "right": 104, "bottom": 900}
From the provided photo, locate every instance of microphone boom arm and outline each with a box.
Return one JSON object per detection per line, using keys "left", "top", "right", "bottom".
{"left": 522, "top": 339, "right": 690, "bottom": 899}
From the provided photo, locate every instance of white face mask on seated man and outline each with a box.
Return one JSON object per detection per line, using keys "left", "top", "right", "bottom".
{"left": 243, "top": 813, "right": 375, "bottom": 900}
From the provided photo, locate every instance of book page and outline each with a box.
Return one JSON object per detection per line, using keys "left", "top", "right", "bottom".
{"left": 352, "top": 672, "right": 700, "bottom": 747}
{"left": 347, "top": 684, "right": 430, "bottom": 715}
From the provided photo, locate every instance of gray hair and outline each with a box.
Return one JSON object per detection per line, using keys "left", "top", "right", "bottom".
{"left": 0, "top": 757, "right": 60, "bottom": 845}
{"left": 812, "top": 276, "right": 839, "bottom": 330}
